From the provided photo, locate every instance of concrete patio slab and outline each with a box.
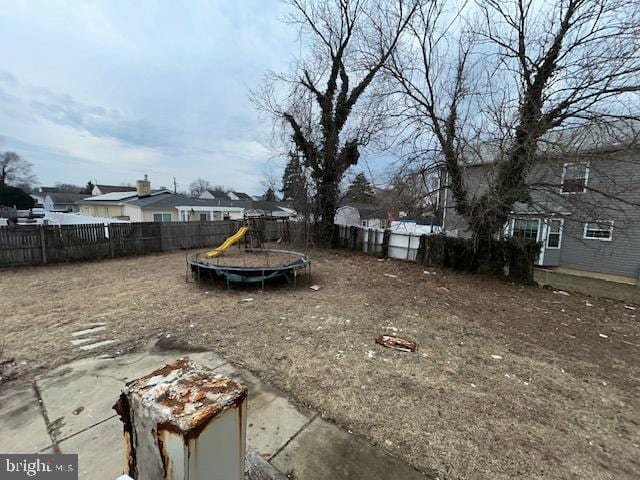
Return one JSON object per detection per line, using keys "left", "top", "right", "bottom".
{"left": 35, "top": 360, "right": 124, "bottom": 440}
{"left": 58, "top": 417, "right": 122, "bottom": 480}
{"left": 5, "top": 343, "right": 428, "bottom": 480}
{"left": 214, "top": 362, "right": 315, "bottom": 459}
{"left": 35, "top": 350, "right": 228, "bottom": 439}
{"left": 271, "top": 417, "right": 428, "bottom": 480}
{"left": 0, "top": 382, "right": 51, "bottom": 454}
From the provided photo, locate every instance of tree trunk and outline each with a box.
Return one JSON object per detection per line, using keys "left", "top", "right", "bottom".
{"left": 315, "top": 175, "right": 339, "bottom": 247}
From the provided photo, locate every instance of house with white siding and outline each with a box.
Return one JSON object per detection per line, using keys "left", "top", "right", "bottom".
{"left": 335, "top": 203, "right": 389, "bottom": 229}
{"left": 80, "top": 176, "right": 247, "bottom": 222}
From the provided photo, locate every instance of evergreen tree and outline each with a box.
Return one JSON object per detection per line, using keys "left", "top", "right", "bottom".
{"left": 281, "top": 152, "right": 304, "bottom": 199}
{"left": 84, "top": 181, "right": 95, "bottom": 194}
{"left": 265, "top": 187, "right": 277, "bottom": 201}
{"left": 0, "top": 185, "right": 35, "bottom": 209}
{"left": 346, "top": 173, "right": 375, "bottom": 203}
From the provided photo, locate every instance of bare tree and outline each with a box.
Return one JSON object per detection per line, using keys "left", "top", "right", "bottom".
{"left": 55, "top": 183, "right": 84, "bottom": 193}
{"left": 388, "top": 0, "right": 640, "bottom": 245}
{"left": 189, "top": 178, "right": 212, "bottom": 198}
{"left": 0, "top": 152, "right": 37, "bottom": 189}
{"left": 261, "top": 170, "right": 281, "bottom": 197}
{"left": 381, "top": 166, "right": 441, "bottom": 218}
{"left": 254, "top": 0, "right": 421, "bottom": 245}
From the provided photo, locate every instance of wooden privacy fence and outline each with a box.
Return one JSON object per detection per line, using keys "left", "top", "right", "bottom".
{"left": 0, "top": 220, "right": 288, "bottom": 267}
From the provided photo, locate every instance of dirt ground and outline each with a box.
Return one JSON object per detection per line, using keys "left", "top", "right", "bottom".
{"left": 1, "top": 247, "right": 639, "bottom": 480}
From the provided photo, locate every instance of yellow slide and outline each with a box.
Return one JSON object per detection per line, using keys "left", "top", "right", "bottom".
{"left": 206, "top": 226, "right": 249, "bottom": 258}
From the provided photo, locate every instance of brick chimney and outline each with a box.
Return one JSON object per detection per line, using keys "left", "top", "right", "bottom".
{"left": 136, "top": 175, "right": 151, "bottom": 197}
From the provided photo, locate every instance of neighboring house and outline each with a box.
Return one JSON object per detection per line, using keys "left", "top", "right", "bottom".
{"left": 31, "top": 186, "right": 62, "bottom": 206}
{"left": 30, "top": 191, "right": 89, "bottom": 212}
{"left": 44, "top": 193, "right": 89, "bottom": 212}
{"left": 38, "top": 186, "right": 63, "bottom": 193}
{"left": 80, "top": 176, "right": 247, "bottom": 222}
{"left": 246, "top": 201, "right": 296, "bottom": 219}
{"left": 200, "top": 190, "right": 253, "bottom": 201}
{"left": 80, "top": 191, "right": 171, "bottom": 221}
{"left": 227, "top": 191, "right": 252, "bottom": 201}
{"left": 81, "top": 176, "right": 171, "bottom": 220}
{"left": 251, "top": 193, "right": 281, "bottom": 202}
{"left": 142, "top": 195, "right": 245, "bottom": 222}
{"left": 30, "top": 191, "right": 47, "bottom": 207}
{"left": 441, "top": 122, "right": 640, "bottom": 283}
{"left": 335, "top": 203, "right": 389, "bottom": 229}
{"left": 200, "top": 189, "right": 230, "bottom": 200}
{"left": 91, "top": 184, "right": 136, "bottom": 196}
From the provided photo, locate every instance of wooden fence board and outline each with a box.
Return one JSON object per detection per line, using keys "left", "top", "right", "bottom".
{"left": 0, "top": 220, "right": 284, "bottom": 267}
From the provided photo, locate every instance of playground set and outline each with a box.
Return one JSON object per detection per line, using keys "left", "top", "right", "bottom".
{"left": 187, "top": 221, "right": 311, "bottom": 288}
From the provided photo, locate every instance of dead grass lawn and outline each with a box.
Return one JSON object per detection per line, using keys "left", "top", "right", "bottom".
{"left": 1, "top": 248, "right": 639, "bottom": 479}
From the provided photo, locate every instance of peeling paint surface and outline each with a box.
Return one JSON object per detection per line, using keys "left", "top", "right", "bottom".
{"left": 123, "top": 357, "right": 247, "bottom": 438}
{"left": 114, "top": 357, "right": 248, "bottom": 480}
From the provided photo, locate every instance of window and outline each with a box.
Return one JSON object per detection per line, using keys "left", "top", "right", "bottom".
{"left": 546, "top": 219, "right": 563, "bottom": 248}
{"left": 512, "top": 218, "right": 540, "bottom": 241}
{"left": 361, "top": 220, "right": 367, "bottom": 227}
{"left": 153, "top": 213, "right": 172, "bottom": 222}
{"left": 561, "top": 162, "right": 589, "bottom": 193}
{"left": 380, "top": 219, "right": 387, "bottom": 229}
{"left": 199, "top": 213, "right": 209, "bottom": 222}
{"left": 584, "top": 221, "right": 613, "bottom": 241}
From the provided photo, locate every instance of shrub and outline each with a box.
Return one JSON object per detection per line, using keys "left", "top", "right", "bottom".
{"left": 418, "top": 234, "right": 540, "bottom": 284}
{"left": 0, "top": 185, "right": 35, "bottom": 209}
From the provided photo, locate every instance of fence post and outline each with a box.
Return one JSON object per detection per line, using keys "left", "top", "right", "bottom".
{"left": 113, "top": 358, "right": 247, "bottom": 480}
{"left": 108, "top": 224, "right": 115, "bottom": 258}
{"left": 39, "top": 225, "right": 47, "bottom": 265}
{"left": 382, "top": 229, "right": 390, "bottom": 259}
{"left": 159, "top": 222, "right": 165, "bottom": 251}
{"left": 417, "top": 235, "right": 426, "bottom": 265}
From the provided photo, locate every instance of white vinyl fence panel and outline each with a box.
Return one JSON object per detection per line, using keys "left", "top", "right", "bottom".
{"left": 388, "top": 231, "right": 422, "bottom": 261}
{"left": 343, "top": 226, "right": 436, "bottom": 262}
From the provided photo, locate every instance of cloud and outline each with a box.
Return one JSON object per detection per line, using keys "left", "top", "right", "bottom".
{"left": 0, "top": 1, "right": 297, "bottom": 193}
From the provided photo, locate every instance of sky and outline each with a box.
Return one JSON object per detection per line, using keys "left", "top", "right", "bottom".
{"left": 0, "top": 0, "right": 299, "bottom": 194}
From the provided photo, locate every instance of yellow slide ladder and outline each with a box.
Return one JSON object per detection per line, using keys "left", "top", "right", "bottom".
{"left": 206, "top": 226, "right": 249, "bottom": 258}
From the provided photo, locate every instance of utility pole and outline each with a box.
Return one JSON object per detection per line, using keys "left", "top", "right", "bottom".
{"left": 173, "top": 176, "right": 177, "bottom": 194}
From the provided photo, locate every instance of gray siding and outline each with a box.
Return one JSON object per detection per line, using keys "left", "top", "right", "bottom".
{"left": 541, "top": 237, "right": 561, "bottom": 266}
{"left": 557, "top": 216, "right": 640, "bottom": 280}
{"left": 442, "top": 149, "right": 640, "bottom": 279}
